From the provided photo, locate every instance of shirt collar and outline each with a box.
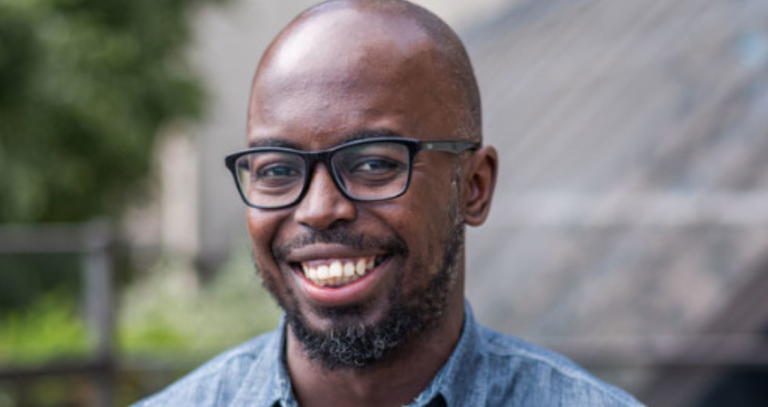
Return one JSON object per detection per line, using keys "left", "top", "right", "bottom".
{"left": 228, "top": 317, "right": 293, "bottom": 407}
{"left": 271, "top": 317, "right": 296, "bottom": 406}
{"left": 246, "top": 301, "right": 487, "bottom": 407}
{"left": 408, "top": 301, "right": 488, "bottom": 407}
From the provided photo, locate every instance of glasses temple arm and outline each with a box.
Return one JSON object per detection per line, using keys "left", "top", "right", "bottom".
{"left": 420, "top": 140, "right": 480, "bottom": 154}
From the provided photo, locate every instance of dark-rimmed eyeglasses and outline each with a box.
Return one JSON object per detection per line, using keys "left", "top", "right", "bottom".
{"left": 224, "top": 137, "right": 479, "bottom": 209}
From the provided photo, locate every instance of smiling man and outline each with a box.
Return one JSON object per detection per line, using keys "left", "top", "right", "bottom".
{"left": 134, "top": 1, "right": 643, "bottom": 406}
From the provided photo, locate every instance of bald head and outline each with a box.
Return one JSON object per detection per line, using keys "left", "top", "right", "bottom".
{"left": 239, "top": 0, "right": 499, "bottom": 377}
{"left": 249, "top": 0, "right": 481, "bottom": 141}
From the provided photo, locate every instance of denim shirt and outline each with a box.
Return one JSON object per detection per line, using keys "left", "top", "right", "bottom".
{"left": 132, "top": 302, "right": 643, "bottom": 407}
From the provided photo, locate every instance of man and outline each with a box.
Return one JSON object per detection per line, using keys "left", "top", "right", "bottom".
{"left": 135, "top": 0, "right": 643, "bottom": 405}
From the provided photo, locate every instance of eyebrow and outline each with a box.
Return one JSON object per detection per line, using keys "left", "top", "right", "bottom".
{"left": 246, "top": 128, "right": 405, "bottom": 150}
{"left": 246, "top": 138, "right": 301, "bottom": 149}
{"left": 340, "top": 128, "right": 404, "bottom": 144}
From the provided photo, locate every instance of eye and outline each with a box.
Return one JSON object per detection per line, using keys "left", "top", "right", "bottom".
{"left": 257, "top": 164, "right": 300, "bottom": 178}
{"left": 352, "top": 158, "right": 401, "bottom": 174}
{"left": 253, "top": 161, "right": 304, "bottom": 189}
{"left": 343, "top": 157, "right": 407, "bottom": 186}
{"left": 333, "top": 141, "right": 410, "bottom": 186}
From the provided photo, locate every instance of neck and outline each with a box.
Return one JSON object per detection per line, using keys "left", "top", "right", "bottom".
{"left": 286, "top": 297, "right": 465, "bottom": 407}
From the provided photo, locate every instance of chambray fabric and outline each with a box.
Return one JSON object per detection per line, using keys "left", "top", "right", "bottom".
{"left": 132, "top": 302, "right": 644, "bottom": 407}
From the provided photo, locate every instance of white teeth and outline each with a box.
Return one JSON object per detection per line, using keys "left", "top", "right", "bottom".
{"left": 355, "top": 259, "right": 366, "bottom": 276}
{"left": 343, "top": 261, "right": 355, "bottom": 277}
{"left": 330, "top": 261, "right": 343, "bottom": 278}
{"left": 301, "top": 256, "right": 379, "bottom": 286}
{"left": 317, "top": 265, "right": 329, "bottom": 279}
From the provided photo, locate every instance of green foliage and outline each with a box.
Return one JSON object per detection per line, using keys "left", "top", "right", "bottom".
{"left": 0, "top": 291, "right": 89, "bottom": 366}
{"left": 0, "top": 0, "right": 218, "bottom": 223}
{"left": 0, "top": 253, "right": 80, "bottom": 310}
{"left": 119, "top": 248, "right": 282, "bottom": 360}
{"left": 0, "top": 248, "right": 280, "bottom": 366}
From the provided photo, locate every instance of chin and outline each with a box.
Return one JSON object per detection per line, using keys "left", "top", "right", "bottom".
{"left": 285, "top": 258, "right": 456, "bottom": 371}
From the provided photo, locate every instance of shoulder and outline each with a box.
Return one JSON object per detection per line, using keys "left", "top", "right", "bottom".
{"left": 476, "top": 326, "right": 644, "bottom": 407}
{"left": 131, "top": 331, "right": 279, "bottom": 407}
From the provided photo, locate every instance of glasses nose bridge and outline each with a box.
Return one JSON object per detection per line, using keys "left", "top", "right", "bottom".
{"left": 303, "top": 149, "right": 344, "bottom": 195}
{"left": 304, "top": 150, "right": 338, "bottom": 176}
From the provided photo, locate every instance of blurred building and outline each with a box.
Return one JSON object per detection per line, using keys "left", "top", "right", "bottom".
{"left": 461, "top": 0, "right": 768, "bottom": 405}
{"left": 144, "top": 0, "right": 768, "bottom": 405}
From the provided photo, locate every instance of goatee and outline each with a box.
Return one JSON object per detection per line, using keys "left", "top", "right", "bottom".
{"left": 276, "top": 224, "right": 463, "bottom": 371}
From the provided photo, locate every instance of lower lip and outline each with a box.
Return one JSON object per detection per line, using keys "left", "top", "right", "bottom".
{"left": 295, "top": 258, "right": 389, "bottom": 307}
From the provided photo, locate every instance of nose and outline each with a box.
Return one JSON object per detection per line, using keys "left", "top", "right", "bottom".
{"left": 293, "top": 163, "right": 356, "bottom": 229}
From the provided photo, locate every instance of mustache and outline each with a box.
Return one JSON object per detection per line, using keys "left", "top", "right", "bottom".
{"left": 272, "top": 228, "right": 409, "bottom": 263}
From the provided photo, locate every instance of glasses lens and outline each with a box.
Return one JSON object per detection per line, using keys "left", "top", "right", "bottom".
{"left": 332, "top": 141, "right": 410, "bottom": 200}
{"left": 234, "top": 151, "right": 305, "bottom": 208}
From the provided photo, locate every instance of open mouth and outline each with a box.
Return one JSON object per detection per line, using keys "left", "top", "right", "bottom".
{"left": 293, "top": 255, "right": 387, "bottom": 288}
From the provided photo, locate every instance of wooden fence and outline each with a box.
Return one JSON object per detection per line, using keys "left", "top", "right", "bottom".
{"left": 0, "top": 222, "right": 116, "bottom": 407}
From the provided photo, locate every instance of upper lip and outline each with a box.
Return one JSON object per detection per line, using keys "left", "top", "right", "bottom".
{"left": 283, "top": 244, "right": 385, "bottom": 265}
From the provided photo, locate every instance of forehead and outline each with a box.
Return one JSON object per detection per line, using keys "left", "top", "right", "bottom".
{"left": 247, "top": 8, "right": 464, "bottom": 149}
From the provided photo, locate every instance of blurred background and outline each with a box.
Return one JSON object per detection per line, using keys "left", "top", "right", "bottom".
{"left": 1, "top": 0, "right": 767, "bottom": 406}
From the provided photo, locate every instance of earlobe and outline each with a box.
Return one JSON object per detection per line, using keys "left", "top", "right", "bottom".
{"left": 464, "top": 146, "right": 498, "bottom": 226}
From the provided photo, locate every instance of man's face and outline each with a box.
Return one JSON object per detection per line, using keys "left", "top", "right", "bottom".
{"left": 245, "top": 11, "right": 469, "bottom": 369}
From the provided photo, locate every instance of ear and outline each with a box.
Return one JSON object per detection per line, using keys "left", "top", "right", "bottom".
{"left": 463, "top": 146, "right": 498, "bottom": 226}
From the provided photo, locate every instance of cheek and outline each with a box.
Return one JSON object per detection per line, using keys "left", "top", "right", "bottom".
{"left": 381, "top": 179, "right": 457, "bottom": 270}
{"left": 246, "top": 209, "right": 299, "bottom": 308}
{"left": 246, "top": 209, "right": 283, "bottom": 267}
{"left": 408, "top": 171, "right": 459, "bottom": 232}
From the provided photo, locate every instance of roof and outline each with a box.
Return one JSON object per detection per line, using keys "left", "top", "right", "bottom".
{"left": 461, "top": 0, "right": 768, "bottom": 395}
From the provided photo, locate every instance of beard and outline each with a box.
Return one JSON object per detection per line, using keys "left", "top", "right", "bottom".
{"left": 261, "top": 207, "right": 465, "bottom": 371}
